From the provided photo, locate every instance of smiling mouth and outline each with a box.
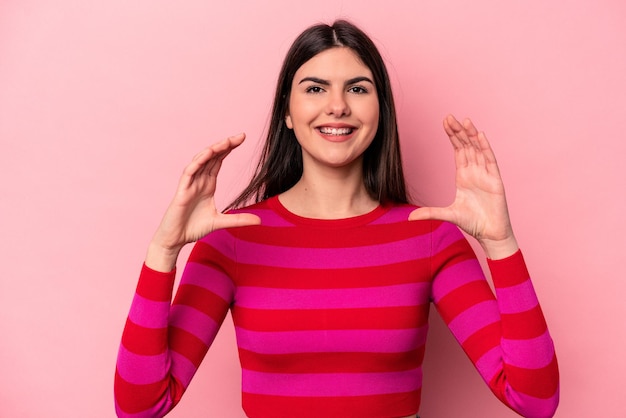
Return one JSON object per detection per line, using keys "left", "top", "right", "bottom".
{"left": 318, "top": 127, "right": 354, "bottom": 136}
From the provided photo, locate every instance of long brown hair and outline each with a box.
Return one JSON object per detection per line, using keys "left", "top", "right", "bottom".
{"left": 228, "top": 20, "right": 409, "bottom": 209}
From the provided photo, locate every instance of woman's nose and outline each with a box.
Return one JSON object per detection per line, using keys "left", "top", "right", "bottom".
{"left": 325, "top": 91, "right": 350, "bottom": 117}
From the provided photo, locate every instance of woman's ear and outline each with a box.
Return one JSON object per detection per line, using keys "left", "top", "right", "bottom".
{"left": 285, "top": 114, "right": 293, "bottom": 129}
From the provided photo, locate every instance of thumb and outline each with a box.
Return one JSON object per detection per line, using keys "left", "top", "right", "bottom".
{"left": 408, "top": 206, "right": 452, "bottom": 222}
{"left": 213, "top": 213, "right": 262, "bottom": 231}
{"left": 229, "top": 213, "right": 262, "bottom": 228}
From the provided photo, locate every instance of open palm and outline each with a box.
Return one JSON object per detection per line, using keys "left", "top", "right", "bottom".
{"left": 409, "top": 115, "right": 515, "bottom": 249}
{"left": 146, "top": 134, "right": 261, "bottom": 271}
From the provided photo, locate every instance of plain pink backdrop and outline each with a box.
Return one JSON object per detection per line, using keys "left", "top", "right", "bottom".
{"left": 1, "top": 1, "right": 625, "bottom": 417}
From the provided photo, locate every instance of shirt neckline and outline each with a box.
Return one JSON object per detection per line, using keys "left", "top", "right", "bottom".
{"left": 267, "top": 195, "right": 390, "bottom": 228}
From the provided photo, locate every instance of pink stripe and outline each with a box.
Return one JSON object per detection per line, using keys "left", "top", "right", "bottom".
{"left": 231, "top": 208, "right": 295, "bottom": 227}
{"left": 431, "top": 259, "right": 485, "bottom": 302}
{"left": 242, "top": 368, "right": 422, "bottom": 396}
{"left": 505, "top": 385, "right": 560, "bottom": 418}
{"left": 447, "top": 300, "right": 500, "bottom": 343}
{"left": 180, "top": 262, "right": 234, "bottom": 301}
{"left": 116, "top": 345, "right": 169, "bottom": 385}
{"left": 476, "top": 347, "right": 554, "bottom": 404}
{"left": 431, "top": 221, "right": 465, "bottom": 250}
{"left": 236, "top": 282, "right": 431, "bottom": 310}
{"left": 231, "top": 235, "right": 432, "bottom": 269}
{"left": 128, "top": 294, "right": 170, "bottom": 329}
{"left": 501, "top": 331, "right": 556, "bottom": 369}
{"left": 170, "top": 305, "right": 222, "bottom": 346}
{"left": 198, "top": 228, "right": 234, "bottom": 257}
{"left": 170, "top": 351, "right": 198, "bottom": 388}
{"left": 474, "top": 346, "right": 504, "bottom": 383}
{"left": 471, "top": 333, "right": 557, "bottom": 384}
{"left": 495, "top": 280, "right": 540, "bottom": 314}
{"left": 115, "top": 398, "right": 171, "bottom": 418}
{"left": 235, "top": 327, "right": 428, "bottom": 354}
{"left": 116, "top": 332, "right": 208, "bottom": 390}
{"left": 370, "top": 206, "right": 414, "bottom": 224}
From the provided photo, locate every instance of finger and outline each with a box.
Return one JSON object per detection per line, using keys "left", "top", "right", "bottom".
{"left": 445, "top": 116, "right": 479, "bottom": 167}
{"left": 476, "top": 131, "right": 495, "bottom": 158}
{"left": 459, "top": 121, "right": 498, "bottom": 170}
{"left": 183, "top": 151, "right": 224, "bottom": 182}
{"left": 463, "top": 118, "right": 482, "bottom": 150}
{"left": 464, "top": 141, "right": 480, "bottom": 166}
{"left": 193, "top": 133, "right": 246, "bottom": 163}
{"left": 211, "top": 133, "right": 246, "bottom": 157}
{"left": 460, "top": 118, "right": 493, "bottom": 167}
{"left": 444, "top": 115, "right": 471, "bottom": 147}
{"left": 463, "top": 118, "right": 489, "bottom": 157}
{"left": 477, "top": 132, "right": 500, "bottom": 173}
{"left": 207, "top": 132, "right": 247, "bottom": 170}
{"left": 443, "top": 115, "right": 464, "bottom": 149}
{"left": 205, "top": 150, "right": 230, "bottom": 177}
{"left": 225, "top": 132, "right": 246, "bottom": 147}
{"left": 460, "top": 120, "right": 482, "bottom": 166}
{"left": 462, "top": 118, "right": 479, "bottom": 138}
{"left": 408, "top": 206, "right": 453, "bottom": 223}
{"left": 186, "top": 133, "right": 247, "bottom": 179}
{"left": 205, "top": 134, "right": 246, "bottom": 172}
{"left": 443, "top": 116, "right": 471, "bottom": 167}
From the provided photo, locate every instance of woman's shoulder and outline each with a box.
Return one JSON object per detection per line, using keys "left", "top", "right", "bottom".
{"left": 227, "top": 196, "right": 295, "bottom": 227}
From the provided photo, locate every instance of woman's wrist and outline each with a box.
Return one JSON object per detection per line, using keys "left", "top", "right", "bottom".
{"left": 145, "top": 241, "right": 182, "bottom": 272}
{"left": 479, "top": 235, "right": 519, "bottom": 260}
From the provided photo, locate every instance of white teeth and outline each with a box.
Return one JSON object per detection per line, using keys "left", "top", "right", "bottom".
{"left": 319, "top": 127, "right": 353, "bottom": 135}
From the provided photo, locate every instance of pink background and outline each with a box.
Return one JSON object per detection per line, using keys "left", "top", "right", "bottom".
{"left": 1, "top": 1, "right": 625, "bottom": 417}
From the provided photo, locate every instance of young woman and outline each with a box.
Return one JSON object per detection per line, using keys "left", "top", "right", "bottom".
{"left": 115, "top": 20, "right": 559, "bottom": 418}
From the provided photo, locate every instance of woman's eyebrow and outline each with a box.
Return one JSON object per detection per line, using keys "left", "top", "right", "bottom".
{"left": 298, "top": 76, "right": 375, "bottom": 86}
{"left": 345, "top": 76, "right": 374, "bottom": 86}
{"left": 298, "top": 77, "right": 330, "bottom": 85}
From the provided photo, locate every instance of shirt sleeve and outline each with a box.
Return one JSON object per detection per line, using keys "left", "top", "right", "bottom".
{"left": 114, "top": 232, "right": 236, "bottom": 417}
{"left": 430, "top": 221, "right": 559, "bottom": 418}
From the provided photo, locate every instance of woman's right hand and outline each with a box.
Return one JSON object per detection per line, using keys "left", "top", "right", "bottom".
{"left": 145, "top": 133, "right": 261, "bottom": 272}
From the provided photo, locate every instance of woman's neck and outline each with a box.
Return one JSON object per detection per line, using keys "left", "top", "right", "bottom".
{"left": 279, "top": 169, "right": 379, "bottom": 219}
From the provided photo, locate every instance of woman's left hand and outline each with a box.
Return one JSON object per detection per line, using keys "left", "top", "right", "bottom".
{"left": 409, "top": 115, "right": 519, "bottom": 259}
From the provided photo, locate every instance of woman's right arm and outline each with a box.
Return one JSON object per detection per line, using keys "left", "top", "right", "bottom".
{"left": 145, "top": 133, "right": 261, "bottom": 272}
{"left": 114, "top": 134, "right": 260, "bottom": 417}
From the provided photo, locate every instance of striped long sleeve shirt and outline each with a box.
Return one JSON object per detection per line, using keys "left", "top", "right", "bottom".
{"left": 115, "top": 196, "right": 559, "bottom": 417}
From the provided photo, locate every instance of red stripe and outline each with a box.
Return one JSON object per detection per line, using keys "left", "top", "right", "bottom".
{"left": 432, "top": 238, "right": 477, "bottom": 273}
{"left": 491, "top": 355, "right": 559, "bottom": 399}
{"left": 169, "top": 326, "right": 209, "bottom": 368}
{"left": 436, "top": 280, "right": 495, "bottom": 324}
{"left": 233, "top": 305, "right": 429, "bottom": 332}
{"left": 501, "top": 305, "right": 547, "bottom": 339}
{"left": 242, "top": 390, "right": 421, "bottom": 418}
{"left": 488, "top": 250, "right": 530, "bottom": 287}
{"left": 187, "top": 242, "right": 235, "bottom": 272}
{"left": 114, "top": 370, "right": 180, "bottom": 414}
{"left": 172, "top": 284, "right": 230, "bottom": 323}
{"left": 235, "top": 258, "right": 432, "bottom": 289}
{"left": 191, "top": 236, "right": 434, "bottom": 289}
{"left": 136, "top": 265, "right": 175, "bottom": 301}
{"left": 229, "top": 220, "right": 432, "bottom": 248}
{"left": 461, "top": 321, "right": 501, "bottom": 363}
{"left": 238, "top": 347, "right": 425, "bottom": 373}
{"left": 121, "top": 319, "right": 167, "bottom": 356}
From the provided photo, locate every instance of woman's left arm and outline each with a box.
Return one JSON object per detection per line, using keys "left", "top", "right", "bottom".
{"left": 411, "top": 115, "right": 560, "bottom": 417}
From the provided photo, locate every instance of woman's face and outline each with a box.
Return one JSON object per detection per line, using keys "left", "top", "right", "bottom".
{"left": 286, "top": 47, "right": 379, "bottom": 172}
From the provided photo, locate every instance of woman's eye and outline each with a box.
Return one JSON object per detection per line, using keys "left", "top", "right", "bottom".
{"left": 305, "top": 86, "right": 324, "bottom": 93}
{"left": 349, "top": 86, "right": 368, "bottom": 94}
